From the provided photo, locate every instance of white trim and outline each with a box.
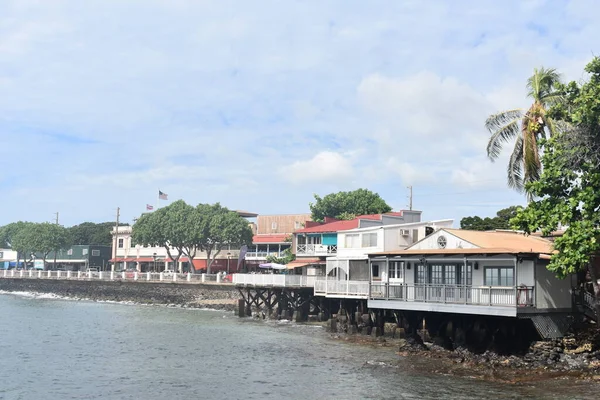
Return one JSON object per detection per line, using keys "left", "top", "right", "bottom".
{"left": 368, "top": 299, "right": 517, "bottom": 317}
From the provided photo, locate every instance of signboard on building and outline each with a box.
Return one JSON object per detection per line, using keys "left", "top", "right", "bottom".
{"left": 34, "top": 260, "right": 45, "bottom": 270}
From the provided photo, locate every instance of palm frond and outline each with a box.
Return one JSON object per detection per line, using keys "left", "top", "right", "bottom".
{"left": 507, "top": 135, "right": 524, "bottom": 192}
{"left": 527, "top": 67, "right": 563, "bottom": 102}
{"left": 485, "top": 109, "right": 523, "bottom": 160}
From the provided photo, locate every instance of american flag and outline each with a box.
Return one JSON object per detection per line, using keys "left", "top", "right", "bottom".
{"left": 146, "top": 204, "right": 154, "bottom": 211}
{"left": 158, "top": 190, "right": 168, "bottom": 200}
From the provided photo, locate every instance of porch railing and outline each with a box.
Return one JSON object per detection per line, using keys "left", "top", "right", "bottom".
{"left": 296, "top": 244, "right": 337, "bottom": 256}
{"left": 232, "top": 273, "right": 315, "bottom": 287}
{"left": 245, "top": 251, "right": 286, "bottom": 259}
{"left": 314, "top": 279, "right": 370, "bottom": 297}
{"left": 369, "top": 283, "right": 534, "bottom": 307}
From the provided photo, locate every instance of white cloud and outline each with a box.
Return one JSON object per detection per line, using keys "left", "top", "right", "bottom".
{"left": 280, "top": 151, "right": 354, "bottom": 184}
{"left": 0, "top": 0, "right": 598, "bottom": 226}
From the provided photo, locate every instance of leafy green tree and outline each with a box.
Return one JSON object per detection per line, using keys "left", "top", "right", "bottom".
{"left": 512, "top": 57, "right": 600, "bottom": 319}
{"left": 132, "top": 207, "right": 183, "bottom": 269}
{"left": 1, "top": 221, "right": 34, "bottom": 267}
{"left": 196, "top": 203, "right": 254, "bottom": 274}
{"left": 460, "top": 206, "right": 519, "bottom": 231}
{"left": 309, "top": 189, "right": 392, "bottom": 222}
{"left": 68, "top": 222, "right": 126, "bottom": 246}
{"left": 265, "top": 247, "right": 295, "bottom": 265}
{"left": 486, "top": 67, "right": 563, "bottom": 197}
{"left": 10, "top": 223, "right": 69, "bottom": 268}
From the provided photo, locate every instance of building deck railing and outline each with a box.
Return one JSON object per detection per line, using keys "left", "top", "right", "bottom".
{"left": 0, "top": 269, "right": 227, "bottom": 284}
{"left": 369, "top": 283, "right": 534, "bottom": 307}
{"left": 232, "top": 274, "right": 316, "bottom": 288}
{"left": 296, "top": 244, "right": 337, "bottom": 256}
{"left": 314, "top": 279, "right": 370, "bottom": 297}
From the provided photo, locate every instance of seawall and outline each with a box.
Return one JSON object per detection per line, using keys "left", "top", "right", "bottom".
{"left": 0, "top": 279, "right": 239, "bottom": 311}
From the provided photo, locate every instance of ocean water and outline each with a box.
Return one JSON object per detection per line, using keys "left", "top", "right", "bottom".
{"left": 0, "top": 293, "right": 597, "bottom": 400}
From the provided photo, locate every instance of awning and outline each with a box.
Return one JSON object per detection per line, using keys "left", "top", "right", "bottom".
{"left": 286, "top": 259, "right": 325, "bottom": 270}
{"left": 259, "top": 262, "right": 287, "bottom": 270}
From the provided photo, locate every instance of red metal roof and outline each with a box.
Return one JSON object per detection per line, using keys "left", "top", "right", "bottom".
{"left": 294, "top": 212, "right": 406, "bottom": 234}
{"left": 252, "top": 234, "right": 289, "bottom": 243}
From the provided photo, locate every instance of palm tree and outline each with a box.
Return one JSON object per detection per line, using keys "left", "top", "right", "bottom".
{"left": 486, "top": 67, "right": 563, "bottom": 198}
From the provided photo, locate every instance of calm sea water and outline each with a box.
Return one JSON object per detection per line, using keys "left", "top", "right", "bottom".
{"left": 0, "top": 293, "right": 597, "bottom": 400}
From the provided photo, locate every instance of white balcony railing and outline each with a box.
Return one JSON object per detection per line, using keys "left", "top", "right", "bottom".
{"left": 232, "top": 274, "right": 315, "bottom": 288}
{"left": 296, "top": 244, "right": 337, "bottom": 256}
{"left": 314, "top": 278, "right": 370, "bottom": 298}
{"left": 369, "top": 283, "right": 535, "bottom": 307}
{"left": 245, "top": 251, "right": 286, "bottom": 259}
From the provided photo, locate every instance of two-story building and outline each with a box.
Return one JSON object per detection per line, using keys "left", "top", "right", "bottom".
{"left": 288, "top": 210, "right": 423, "bottom": 275}
{"left": 367, "top": 228, "right": 576, "bottom": 340}
{"left": 245, "top": 214, "right": 311, "bottom": 268}
{"left": 315, "top": 219, "right": 454, "bottom": 298}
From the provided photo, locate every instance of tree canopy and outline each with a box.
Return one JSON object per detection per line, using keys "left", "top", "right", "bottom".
{"left": 132, "top": 200, "right": 253, "bottom": 274}
{"left": 4, "top": 222, "right": 70, "bottom": 267}
{"left": 68, "top": 222, "right": 125, "bottom": 247}
{"left": 512, "top": 57, "right": 600, "bottom": 316}
{"left": 460, "top": 206, "right": 519, "bottom": 231}
{"left": 309, "top": 189, "right": 392, "bottom": 222}
{"left": 486, "top": 67, "right": 562, "bottom": 197}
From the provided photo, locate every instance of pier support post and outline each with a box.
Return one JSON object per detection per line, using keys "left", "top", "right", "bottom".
{"left": 238, "top": 299, "right": 246, "bottom": 318}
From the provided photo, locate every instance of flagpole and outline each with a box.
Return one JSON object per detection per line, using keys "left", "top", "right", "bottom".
{"left": 157, "top": 189, "right": 159, "bottom": 210}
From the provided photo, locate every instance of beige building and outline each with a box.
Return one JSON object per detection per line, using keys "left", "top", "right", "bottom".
{"left": 250, "top": 214, "right": 311, "bottom": 235}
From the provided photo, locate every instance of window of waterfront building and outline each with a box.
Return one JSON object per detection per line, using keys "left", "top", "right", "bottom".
{"left": 484, "top": 267, "right": 514, "bottom": 286}
{"left": 82, "top": 248, "right": 88, "bottom": 255}
{"left": 118, "top": 238, "right": 124, "bottom": 248}
{"left": 361, "top": 233, "right": 377, "bottom": 247}
{"left": 460, "top": 264, "right": 473, "bottom": 285}
{"left": 444, "top": 264, "right": 457, "bottom": 285}
{"left": 67, "top": 249, "right": 73, "bottom": 255}
{"left": 416, "top": 264, "right": 426, "bottom": 284}
{"left": 345, "top": 234, "right": 359, "bottom": 248}
{"left": 388, "top": 261, "right": 403, "bottom": 279}
{"left": 92, "top": 250, "right": 100, "bottom": 256}
{"left": 372, "top": 263, "right": 380, "bottom": 278}
{"left": 271, "top": 222, "right": 277, "bottom": 230}
{"left": 430, "top": 264, "right": 443, "bottom": 285}
{"left": 295, "top": 221, "right": 301, "bottom": 229}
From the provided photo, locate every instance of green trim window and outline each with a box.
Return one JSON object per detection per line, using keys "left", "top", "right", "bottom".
{"left": 416, "top": 263, "right": 472, "bottom": 285}
{"left": 484, "top": 267, "right": 514, "bottom": 287}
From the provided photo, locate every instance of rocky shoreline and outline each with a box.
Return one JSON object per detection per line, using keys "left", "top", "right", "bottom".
{"left": 325, "top": 317, "right": 600, "bottom": 382}
{"left": 0, "top": 278, "right": 239, "bottom": 312}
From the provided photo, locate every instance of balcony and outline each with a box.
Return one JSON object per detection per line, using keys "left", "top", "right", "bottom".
{"left": 314, "top": 278, "right": 369, "bottom": 298}
{"left": 296, "top": 244, "right": 337, "bottom": 256}
{"left": 232, "top": 273, "right": 316, "bottom": 288}
{"left": 369, "top": 283, "right": 534, "bottom": 317}
{"left": 245, "top": 251, "right": 285, "bottom": 260}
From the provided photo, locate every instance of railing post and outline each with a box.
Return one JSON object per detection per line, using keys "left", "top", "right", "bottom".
{"left": 489, "top": 286, "right": 493, "bottom": 306}
{"left": 187, "top": 272, "right": 191, "bottom": 282}
{"left": 38, "top": 270, "right": 42, "bottom": 279}
{"left": 173, "top": 273, "right": 177, "bottom": 282}
{"left": 159, "top": 272, "right": 164, "bottom": 281}
{"left": 201, "top": 273, "right": 206, "bottom": 283}
{"left": 146, "top": 272, "right": 150, "bottom": 281}
{"left": 47, "top": 270, "right": 51, "bottom": 278}
{"left": 442, "top": 285, "right": 446, "bottom": 303}
{"left": 134, "top": 272, "right": 138, "bottom": 281}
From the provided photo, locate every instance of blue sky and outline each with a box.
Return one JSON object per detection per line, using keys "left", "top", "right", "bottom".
{"left": 0, "top": 0, "right": 597, "bottom": 227}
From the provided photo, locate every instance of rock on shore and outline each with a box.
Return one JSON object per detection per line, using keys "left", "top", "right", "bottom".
{"left": 0, "top": 278, "right": 239, "bottom": 311}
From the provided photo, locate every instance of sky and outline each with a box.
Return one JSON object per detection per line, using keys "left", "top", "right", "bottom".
{"left": 0, "top": 0, "right": 598, "bottom": 227}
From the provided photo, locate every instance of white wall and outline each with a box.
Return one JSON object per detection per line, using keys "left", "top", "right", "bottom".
{"left": 409, "top": 230, "right": 478, "bottom": 250}
{"left": 337, "top": 229, "right": 385, "bottom": 257}
{"left": 535, "top": 262, "right": 572, "bottom": 309}
{"left": 0, "top": 249, "right": 17, "bottom": 261}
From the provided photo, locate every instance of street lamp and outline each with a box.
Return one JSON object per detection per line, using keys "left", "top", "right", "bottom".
{"left": 227, "top": 252, "right": 231, "bottom": 274}
{"left": 152, "top": 253, "right": 157, "bottom": 272}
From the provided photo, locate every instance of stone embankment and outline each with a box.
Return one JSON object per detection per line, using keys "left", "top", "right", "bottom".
{"left": 0, "top": 278, "right": 238, "bottom": 311}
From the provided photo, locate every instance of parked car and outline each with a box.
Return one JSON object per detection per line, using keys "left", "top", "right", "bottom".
{"left": 86, "top": 267, "right": 99, "bottom": 277}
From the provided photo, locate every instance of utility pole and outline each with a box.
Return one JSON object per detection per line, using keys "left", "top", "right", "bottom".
{"left": 407, "top": 186, "right": 413, "bottom": 211}
{"left": 53, "top": 212, "right": 59, "bottom": 270}
{"left": 112, "top": 207, "right": 120, "bottom": 272}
